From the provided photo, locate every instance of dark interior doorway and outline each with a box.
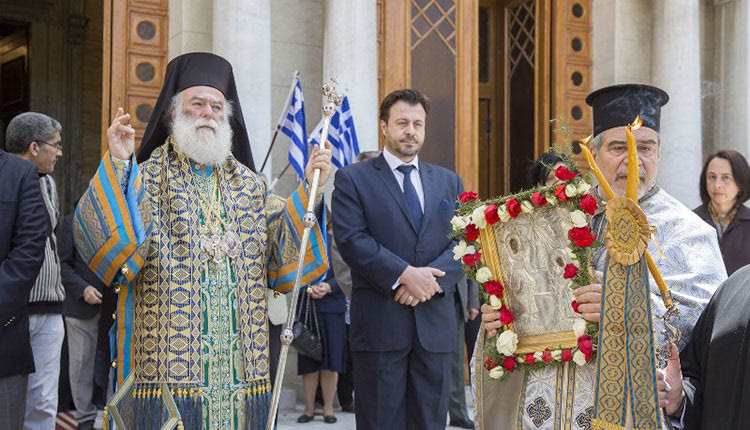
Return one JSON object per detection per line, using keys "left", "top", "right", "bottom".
{"left": 0, "top": 21, "right": 29, "bottom": 150}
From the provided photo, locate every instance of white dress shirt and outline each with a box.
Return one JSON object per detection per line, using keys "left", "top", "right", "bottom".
{"left": 382, "top": 147, "right": 425, "bottom": 211}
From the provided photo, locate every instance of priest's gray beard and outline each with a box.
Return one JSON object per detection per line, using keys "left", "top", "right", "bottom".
{"left": 171, "top": 109, "right": 233, "bottom": 166}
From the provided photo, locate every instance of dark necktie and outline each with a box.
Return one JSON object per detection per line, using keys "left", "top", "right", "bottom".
{"left": 397, "top": 164, "right": 422, "bottom": 231}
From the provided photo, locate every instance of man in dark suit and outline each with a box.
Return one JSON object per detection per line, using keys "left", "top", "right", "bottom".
{"left": 0, "top": 149, "right": 50, "bottom": 430}
{"left": 332, "top": 89, "right": 464, "bottom": 429}
{"left": 59, "top": 212, "right": 107, "bottom": 430}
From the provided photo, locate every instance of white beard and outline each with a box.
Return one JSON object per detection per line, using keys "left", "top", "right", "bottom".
{"left": 171, "top": 110, "right": 233, "bottom": 166}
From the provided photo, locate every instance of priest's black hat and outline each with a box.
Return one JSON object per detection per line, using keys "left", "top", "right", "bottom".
{"left": 137, "top": 52, "right": 255, "bottom": 171}
{"left": 585, "top": 84, "right": 669, "bottom": 138}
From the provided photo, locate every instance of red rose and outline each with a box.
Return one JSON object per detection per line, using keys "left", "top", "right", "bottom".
{"left": 578, "top": 335, "right": 594, "bottom": 355}
{"left": 531, "top": 192, "right": 547, "bottom": 206}
{"left": 568, "top": 226, "right": 596, "bottom": 248}
{"left": 484, "top": 280, "right": 504, "bottom": 298}
{"left": 525, "top": 354, "right": 536, "bottom": 365}
{"left": 499, "top": 306, "right": 515, "bottom": 324}
{"left": 485, "top": 204, "right": 500, "bottom": 225}
{"left": 462, "top": 252, "right": 482, "bottom": 267}
{"left": 561, "top": 349, "right": 573, "bottom": 362}
{"left": 563, "top": 263, "right": 579, "bottom": 279}
{"left": 465, "top": 224, "right": 479, "bottom": 242}
{"left": 502, "top": 356, "right": 517, "bottom": 371}
{"left": 555, "top": 183, "right": 569, "bottom": 202}
{"left": 542, "top": 350, "right": 552, "bottom": 363}
{"left": 459, "top": 191, "right": 478, "bottom": 202}
{"left": 484, "top": 358, "right": 495, "bottom": 370}
{"left": 506, "top": 198, "right": 521, "bottom": 218}
{"left": 555, "top": 165, "right": 578, "bottom": 181}
{"left": 571, "top": 300, "right": 581, "bottom": 314}
{"left": 579, "top": 194, "right": 598, "bottom": 215}
{"left": 585, "top": 351, "right": 594, "bottom": 362}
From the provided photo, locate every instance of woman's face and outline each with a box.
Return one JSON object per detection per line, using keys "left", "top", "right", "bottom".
{"left": 544, "top": 162, "right": 567, "bottom": 186}
{"left": 706, "top": 157, "right": 740, "bottom": 208}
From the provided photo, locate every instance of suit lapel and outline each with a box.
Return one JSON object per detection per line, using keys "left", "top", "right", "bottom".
{"left": 373, "top": 154, "right": 419, "bottom": 233}
{"left": 418, "top": 161, "right": 436, "bottom": 237}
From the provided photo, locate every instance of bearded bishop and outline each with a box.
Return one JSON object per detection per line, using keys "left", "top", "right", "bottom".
{"left": 73, "top": 52, "right": 331, "bottom": 430}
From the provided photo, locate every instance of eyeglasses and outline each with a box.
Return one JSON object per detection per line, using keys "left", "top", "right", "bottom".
{"left": 38, "top": 140, "right": 63, "bottom": 152}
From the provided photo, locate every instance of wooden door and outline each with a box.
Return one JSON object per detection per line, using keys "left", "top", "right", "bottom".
{"left": 102, "top": 0, "right": 168, "bottom": 155}
{"left": 378, "top": 0, "right": 479, "bottom": 192}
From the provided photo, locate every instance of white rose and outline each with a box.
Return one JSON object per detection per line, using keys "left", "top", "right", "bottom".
{"left": 546, "top": 194, "right": 557, "bottom": 206}
{"left": 451, "top": 215, "right": 469, "bottom": 231}
{"left": 489, "top": 366, "right": 504, "bottom": 380}
{"left": 452, "top": 241, "right": 476, "bottom": 261}
{"left": 570, "top": 210, "right": 588, "bottom": 228}
{"left": 550, "top": 349, "right": 562, "bottom": 361}
{"left": 565, "top": 184, "right": 578, "bottom": 198}
{"left": 573, "top": 350, "right": 587, "bottom": 366}
{"left": 516, "top": 356, "right": 525, "bottom": 364}
{"left": 577, "top": 181, "right": 592, "bottom": 196}
{"left": 496, "top": 330, "right": 519, "bottom": 356}
{"left": 533, "top": 351, "right": 543, "bottom": 362}
{"left": 566, "top": 247, "right": 578, "bottom": 260}
{"left": 489, "top": 294, "right": 503, "bottom": 310}
{"left": 498, "top": 205, "right": 511, "bottom": 222}
{"left": 521, "top": 200, "right": 534, "bottom": 214}
{"left": 572, "top": 319, "right": 587, "bottom": 337}
{"left": 475, "top": 267, "right": 493, "bottom": 283}
{"left": 471, "top": 206, "right": 488, "bottom": 229}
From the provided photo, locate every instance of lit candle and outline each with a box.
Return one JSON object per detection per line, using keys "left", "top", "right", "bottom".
{"left": 572, "top": 136, "right": 615, "bottom": 200}
{"left": 625, "top": 116, "right": 642, "bottom": 203}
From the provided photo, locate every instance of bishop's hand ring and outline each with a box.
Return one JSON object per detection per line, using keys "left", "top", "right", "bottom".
{"left": 408, "top": 295, "right": 414, "bottom": 301}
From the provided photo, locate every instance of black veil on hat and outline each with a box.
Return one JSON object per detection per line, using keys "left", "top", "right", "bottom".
{"left": 585, "top": 84, "right": 669, "bottom": 138}
{"left": 137, "top": 52, "right": 256, "bottom": 171}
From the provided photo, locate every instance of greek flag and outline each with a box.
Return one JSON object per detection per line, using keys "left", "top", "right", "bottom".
{"left": 309, "top": 95, "right": 360, "bottom": 168}
{"left": 281, "top": 78, "right": 308, "bottom": 181}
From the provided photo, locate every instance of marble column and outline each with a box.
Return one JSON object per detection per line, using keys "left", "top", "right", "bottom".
{"left": 708, "top": 0, "right": 750, "bottom": 161}
{"left": 168, "top": 0, "right": 214, "bottom": 59}
{"left": 213, "top": 0, "right": 273, "bottom": 178}
{"left": 322, "top": 0, "right": 378, "bottom": 153}
{"left": 651, "top": 0, "right": 703, "bottom": 208}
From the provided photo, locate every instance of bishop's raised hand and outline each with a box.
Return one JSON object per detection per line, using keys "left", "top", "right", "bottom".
{"left": 107, "top": 107, "right": 136, "bottom": 160}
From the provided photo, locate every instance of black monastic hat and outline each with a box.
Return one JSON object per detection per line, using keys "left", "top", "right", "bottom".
{"left": 137, "top": 52, "right": 256, "bottom": 171}
{"left": 585, "top": 84, "right": 669, "bottom": 138}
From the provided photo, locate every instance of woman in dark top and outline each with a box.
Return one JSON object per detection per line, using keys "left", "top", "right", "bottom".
{"left": 694, "top": 150, "right": 750, "bottom": 275}
{"left": 296, "top": 232, "right": 347, "bottom": 424}
{"left": 529, "top": 152, "right": 565, "bottom": 187}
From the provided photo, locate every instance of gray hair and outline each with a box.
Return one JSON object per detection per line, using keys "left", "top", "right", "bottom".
{"left": 356, "top": 150, "right": 380, "bottom": 162}
{"left": 168, "top": 91, "right": 234, "bottom": 124}
{"left": 5, "top": 112, "right": 62, "bottom": 155}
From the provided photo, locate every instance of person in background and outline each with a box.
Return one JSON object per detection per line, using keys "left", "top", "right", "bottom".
{"left": 693, "top": 149, "right": 750, "bottom": 276}
{"left": 297, "top": 228, "right": 347, "bottom": 425}
{"left": 447, "top": 277, "right": 479, "bottom": 429}
{"left": 0, "top": 148, "right": 50, "bottom": 430}
{"left": 5, "top": 112, "right": 66, "bottom": 430}
{"left": 59, "top": 207, "right": 106, "bottom": 430}
{"left": 528, "top": 152, "right": 565, "bottom": 187}
{"left": 323, "top": 150, "right": 380, "bottom": 414}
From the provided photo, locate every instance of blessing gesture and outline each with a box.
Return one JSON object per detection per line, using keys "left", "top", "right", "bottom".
{"left": 107, "top": 107, "right": 136, "bottom": 160}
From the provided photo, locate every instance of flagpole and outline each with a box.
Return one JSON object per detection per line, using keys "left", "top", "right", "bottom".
{"left": 266, "top": 78, "right": 342, "bottom": 430}
{"left": 260, "top": 70, "right": 300, "bottom": 172}
{"left": 266, "top": 162, "right": 292, "bottom": 193}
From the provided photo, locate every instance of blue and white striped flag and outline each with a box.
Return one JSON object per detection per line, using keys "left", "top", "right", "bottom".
{"left": 281, "top": 78, "right": 308, "bottom": 182}
{"left": 309, "top": 95, "right": 360, "bottom": 168}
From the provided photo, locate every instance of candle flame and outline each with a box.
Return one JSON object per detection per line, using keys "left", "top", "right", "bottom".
{"left": 630, "top": 115, "right": 643, "bottom": 131}
{"left": 581, "top": 134, "right": 592, "bottom": 145}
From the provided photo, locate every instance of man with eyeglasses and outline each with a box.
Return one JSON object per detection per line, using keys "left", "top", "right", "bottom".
{"left": 5, "top": 112, "right": 66, "bottom": 429}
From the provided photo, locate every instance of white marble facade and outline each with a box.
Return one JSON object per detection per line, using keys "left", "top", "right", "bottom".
{"left": 593, "top": 0, "right": 750, "bottom": 209}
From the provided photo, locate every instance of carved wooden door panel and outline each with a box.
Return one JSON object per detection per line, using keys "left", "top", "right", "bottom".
{"left": 102, "top": 0, "right": 168, "bottom": 155}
